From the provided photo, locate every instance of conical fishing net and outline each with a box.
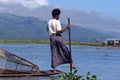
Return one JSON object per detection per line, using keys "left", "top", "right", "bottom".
{"left": 0, "top": 48, "right": 39, "bottom": 74}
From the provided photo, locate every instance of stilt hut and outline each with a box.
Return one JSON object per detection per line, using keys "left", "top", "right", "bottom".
{"left": 105, "top": 38, "right": 120, "bottom": 46}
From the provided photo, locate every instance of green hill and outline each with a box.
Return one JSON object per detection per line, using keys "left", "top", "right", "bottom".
{"left": 0, "top": 13, "right": 109, "bottom": 42}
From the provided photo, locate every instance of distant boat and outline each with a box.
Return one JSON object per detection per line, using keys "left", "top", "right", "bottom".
{"left": 0, "top": 48, "right": 62, "bottom": 77}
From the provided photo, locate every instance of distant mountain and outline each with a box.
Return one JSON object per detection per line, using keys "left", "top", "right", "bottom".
{"left": 1, "top": 5, "right": 120, "bottom": 35}
{"left": 0, "top": 13, "right": 110, "bottom": 42}
{"left": 0, "top": 13, "right": 48, "bottom": 40}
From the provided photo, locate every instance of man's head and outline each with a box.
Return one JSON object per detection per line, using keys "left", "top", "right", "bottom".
{"left": 52, "top": 8, "right": 61, "bottom": 19}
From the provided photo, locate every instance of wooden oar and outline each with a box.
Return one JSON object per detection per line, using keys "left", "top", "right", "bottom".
{"left": 68, "top": 18, "right": 72, "bottom": 72}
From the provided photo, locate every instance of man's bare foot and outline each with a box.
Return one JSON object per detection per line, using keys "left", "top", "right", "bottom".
{"left": 53, "top": 68, "right": 59, "bottom": 73}
{"left": 72, "top": 64, "right": 76, "bottom": 69}
{"left": 53, "top": 68, "right": 56, "bottom": 73}
{"left": 53, "top": 68, "right": 61, "bottom": 74}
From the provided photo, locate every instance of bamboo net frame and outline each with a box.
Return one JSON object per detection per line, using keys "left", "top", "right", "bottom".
{"left": 0, "top": 48, "right": 39, "bottom": 74}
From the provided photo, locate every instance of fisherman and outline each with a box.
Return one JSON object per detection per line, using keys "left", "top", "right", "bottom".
{"left": 47, "top": 8, "right": 76, "bottom": 73}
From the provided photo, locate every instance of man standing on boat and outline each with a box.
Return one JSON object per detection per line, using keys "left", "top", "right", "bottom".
{"left": 47, "top": 8, "right": 76, "bottom": 73}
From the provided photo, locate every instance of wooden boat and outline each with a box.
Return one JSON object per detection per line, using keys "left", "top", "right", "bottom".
{"left": 0, "top": 48, "right": 62, "bottom": 77}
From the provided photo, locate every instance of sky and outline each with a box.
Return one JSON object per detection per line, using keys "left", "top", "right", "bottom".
{"left": 47, "top": 0, "right": 120, "bottom": 18}
{"left": 0, "top": 0, "right": 120, "bottom": 18}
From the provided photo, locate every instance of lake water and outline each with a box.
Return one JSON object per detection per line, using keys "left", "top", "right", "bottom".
{"left": 0, "top": 43, "right": 120, "bottom": 80}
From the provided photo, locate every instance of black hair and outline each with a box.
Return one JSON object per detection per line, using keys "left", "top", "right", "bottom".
{"left": 52, "top": 8, "right": 61, "bottom": 17}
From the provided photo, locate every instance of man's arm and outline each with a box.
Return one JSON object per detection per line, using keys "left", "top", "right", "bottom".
{"left": 57, "top": 25, "right": 71, "bottom": 34}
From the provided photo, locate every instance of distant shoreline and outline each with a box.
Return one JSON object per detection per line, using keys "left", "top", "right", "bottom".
{"left": 0, "top": 40, "right": 103, "bottom": 46}
{"left": 0, "top": 40, "right": 50, "bottom": 44}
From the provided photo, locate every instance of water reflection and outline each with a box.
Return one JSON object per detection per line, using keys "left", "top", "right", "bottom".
{"left": 50, "top": 75, "right": 61, "bottom": 80}
{"left": 0, "top": 76, "right": 61, "bottom": 80}
{"left": 0, "top": 77, "right": 40, "bottom": 80}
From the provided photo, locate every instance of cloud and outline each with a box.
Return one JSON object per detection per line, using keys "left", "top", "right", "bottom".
{"left": 0, "top": 0, "right": 49, "bottom": 9}
{"left": 0, "top": 0, "right": 18, "bottom": 4}
{"left": 20, "top": 0, "right": 49, "bottom": 9}
{"left": 0, "top": 0, "right": 8, "bottom": 3}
